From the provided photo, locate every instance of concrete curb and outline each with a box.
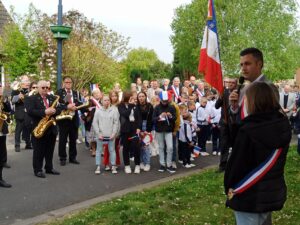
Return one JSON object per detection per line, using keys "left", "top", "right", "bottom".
{"left": 11, "top": 165, "right": 217, "bottom": 225}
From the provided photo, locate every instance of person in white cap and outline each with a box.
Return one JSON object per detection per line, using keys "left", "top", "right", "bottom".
{"left": 153, "top": 91, "right": 177, "bottom": 173}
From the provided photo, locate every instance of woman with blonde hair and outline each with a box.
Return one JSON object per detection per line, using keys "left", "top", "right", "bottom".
{"left": 93, "top": 95, "right": 119, "bottom": 174}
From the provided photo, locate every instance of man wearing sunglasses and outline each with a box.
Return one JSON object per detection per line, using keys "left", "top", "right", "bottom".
{"left": 56, "top": 76, "right": 83, "bottom": 166}
{"left": 25, "top": 80, "right": 62, "bottom": 178}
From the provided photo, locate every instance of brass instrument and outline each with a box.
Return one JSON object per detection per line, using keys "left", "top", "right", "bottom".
{"left": 56, "top": 98, "right": 90, "bottom": 121}
{"left": 0, "top": 96, "right": 12, "bottom": 131}
{"left": 33, "top": 95, "right": 60, "bottom": 138}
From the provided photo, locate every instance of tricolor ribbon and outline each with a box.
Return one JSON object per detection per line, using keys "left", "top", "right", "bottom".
{"left": 240, "top": 97, "right": 248, "bottom": 120}
{"left": 171, "top": 85, "right": 180, "bottom": 101}
{"left": 228, "top": 148, "right": 283, "bottom": 200}
{"left": 128, "top": 135, "right": 139, "bottom": 141}
{"left": 91, "top": 97, "right": 101, "bottom": 109}
{"left": 196, "top": 89, "right": 204, "bottom": 97}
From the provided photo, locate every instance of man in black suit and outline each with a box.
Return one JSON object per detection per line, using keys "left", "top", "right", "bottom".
{"left": 56, "top": 76, "right": 82, "bottom": 166}
{"left": 11, "top": 77, "right": 32, "bottom": 152}
{"left": 0, "top": 84, "right": 13, "bottom": 187}
{"left": 25, "top": 80, "right": 61, "bottom": 178}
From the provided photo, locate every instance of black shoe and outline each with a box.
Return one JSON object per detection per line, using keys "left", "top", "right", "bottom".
{"left": 3, "top": 163, "right": 11, "bottom": 169}
{"left": 69, "top": 159, "right": 80, "bottom": 164}
{"left": 25, "top": 145, "right": 33, "bottom": 150}
{"left": 15, "top": 146, "right": 20, "bottom": 152}
{"left": 60, "top": 161, "right": 66, "bottom": 166}
{"left": 34, "top": 171, "right": 46, "bottom": 178}
{"left": 46, "top": 169, "right": 60, "bottom": 175}
{"left": 0, "top": 179, "right": 12, "bottom": 188}
{"left": 167, "top": 166, "right": 176, "bottom": 174}
{"left": 158, "top": 165, "right": 166, "bottom": 172}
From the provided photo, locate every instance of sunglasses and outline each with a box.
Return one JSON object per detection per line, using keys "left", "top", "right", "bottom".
{"left": 41, "top": 87, "right": 49, "bottom": 90}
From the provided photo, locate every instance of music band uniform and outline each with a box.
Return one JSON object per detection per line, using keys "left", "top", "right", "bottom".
{"left": 11, "top": 88, "right": 32, "bottom": 151}
{"left": 56, "top": 89, "right": 82, "bottom": 165}
{"left": 25, "top": 93, "right": 62, "bottom": 176}
{"left": 0, "top": 97, "right": 12, "bottom": 187}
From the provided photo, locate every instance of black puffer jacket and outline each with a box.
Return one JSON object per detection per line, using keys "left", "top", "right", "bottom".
{"left": 224, "top": 110, "right": 291, "bottom": 213}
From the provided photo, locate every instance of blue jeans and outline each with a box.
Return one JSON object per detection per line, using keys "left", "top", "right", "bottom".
{"left": 95, "top": 139, "right": 116, "bottom": 166}
{"left": 156, "top": 132, "right": 173, "bottom": 167}
{"left": 140, "top": 145, "right": 151, "bottom": 165}
{"left": 234, "top": 211, "right": 271, "bottom": 225}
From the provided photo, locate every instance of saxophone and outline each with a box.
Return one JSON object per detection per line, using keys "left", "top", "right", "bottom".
{"left": 55, "top": 97, "right": 90, "bottom": 121}
{"left": 33, "top": 95, "right": 60, "bottom": 138}
{"left": 0, "top": 96, "right": 12, "bottom": 131}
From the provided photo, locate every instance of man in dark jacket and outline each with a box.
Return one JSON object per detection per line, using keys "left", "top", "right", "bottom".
{"left": 11, "top": 78, "right": 32, "bottom": 152}
{"left": 153, "top": 91, "right": 176, "bottom": 173}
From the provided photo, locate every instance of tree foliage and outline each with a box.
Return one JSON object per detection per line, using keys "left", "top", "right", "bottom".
{"left": 0, "top": 4, "right": 131, "bottom": 91}
{"left": 123, "top": 47, "right": 172, "bottom": 82}
{"left": 171, "top": 0, "right": 300, "bottom": 80}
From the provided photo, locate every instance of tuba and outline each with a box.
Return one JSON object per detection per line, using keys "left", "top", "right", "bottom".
{"left": 33, "top": 95, "right": 60, "bottom": 138}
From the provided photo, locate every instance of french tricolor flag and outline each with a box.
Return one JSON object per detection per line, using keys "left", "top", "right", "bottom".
{"left": 90, "top": 83, "right": 99, "bottom": 92}
{"left": 193, "top": 146, "right": 201, "bottom": 157}
{"left": 198, "top": 0, "right": 223, "bottom": 94}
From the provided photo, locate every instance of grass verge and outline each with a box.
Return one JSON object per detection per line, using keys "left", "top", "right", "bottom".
{"left": 44, "top": 147, "right": 300, "bottom": 225}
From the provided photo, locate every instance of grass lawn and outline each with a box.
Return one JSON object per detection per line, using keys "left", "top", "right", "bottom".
{"left": 44, "top": 146, "right": 300, "bottom": 225}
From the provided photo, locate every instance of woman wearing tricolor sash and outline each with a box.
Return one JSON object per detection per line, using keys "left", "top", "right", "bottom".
{"left": 224, "top": 82, "right": 291, "bottom": 225}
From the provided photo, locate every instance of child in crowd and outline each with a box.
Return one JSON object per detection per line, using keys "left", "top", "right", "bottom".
{"left": 196, "top": 97, "right": 211, "bottom": 156}
{"left": 178, "top": 108, "right": 196, "bottom": 168}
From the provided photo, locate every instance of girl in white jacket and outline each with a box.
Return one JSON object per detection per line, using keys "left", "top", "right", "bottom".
{"left": 92, "top": 95, "right": 120, "bottom": 174}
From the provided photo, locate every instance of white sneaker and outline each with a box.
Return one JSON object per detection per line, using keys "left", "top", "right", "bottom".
{"left": 124, "top": 166, "right": 132, "bottom": 174}
{"left": 207, "top": 140, "right": 212, "bottom": 144}
{"left": 134, "top": 165, "right": 140, "bottom": 174}
{"left": 105, "top": 165, "right": 110, "bottom": 171}
{"left": 143, "top": 164, "right": 150, "bottom": 172}
{"left": 76, "top": 139, "right": 82, "bottom": 144}
{"left": 95, "top": 166, "right": 100, "bottom": 174}
{"left": 200, "top": 152, "right": 210, "bottom": 156}
{"left": 66, "top": 143, "right": 69, "bottom": 148}
{"left": 130, "top": 157, "right": 134, "bottom": 161}
{"left": 82, "top": 137, "right": 85, "bottom": 142}
{"left": 171, "top": 161, "right": 177, "bottom": 169}
{"left": 184, "top": 164, "right": 192, "bottom": 168}
{"left": 111, "top": 166, "right": 118, "bottom": 174}
{"left": 189, "top": 163, "right": 196, "bottom": 167}
{"left": 212, "top": 151, "right": 217, "bottom": 156}
{"left": 178, "top": 160, "right": 183, "bottom": 164}
{"left": 190, "top": 157, "right": 195, "bottom": 161}
{"left": 218, "top": 152, "right": 221, "bottom": 156}
{"left": 140, "top": 163, "right": 145, "bottom": 170}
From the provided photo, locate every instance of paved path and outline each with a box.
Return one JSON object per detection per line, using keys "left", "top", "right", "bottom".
{"left": 0, "top": 135, "right": 220, "bottom": 225}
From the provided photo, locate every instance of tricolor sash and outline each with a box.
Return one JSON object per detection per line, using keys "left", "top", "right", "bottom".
{"left": 228, "top": 148, "right": 283, "bottom": 200}
{"left": 240, "top": 97, "right": 248, "bottom": 120}
{"left": 172, "top": 85, "right": 180, "bottom": 101}
{"left": 196, "top": 89, "right": 204, "bottom": 97}
{"left": 91, "top": 98, "right": 101, "bottom": 109}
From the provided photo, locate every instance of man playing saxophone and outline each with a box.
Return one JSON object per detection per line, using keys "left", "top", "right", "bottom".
{"left": 25, "top": 80, "right": 62, "bottom": 178}
{"left": 56, "top": 76, "right": 83, "bottom": 166}
{"left": 11, "top": 76, "right": 32, "bottom": 152}
{"left": 0, "top": 83, "right": 12, "bottom": 187}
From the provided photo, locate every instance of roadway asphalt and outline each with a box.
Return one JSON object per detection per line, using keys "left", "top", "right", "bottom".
{"left": 0, "top": 135, "right": 220, "bottom": 225}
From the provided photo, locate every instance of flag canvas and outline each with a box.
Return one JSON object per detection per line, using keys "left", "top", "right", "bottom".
{"left": 198, "top": 0, "right": 223, "bottom": 94}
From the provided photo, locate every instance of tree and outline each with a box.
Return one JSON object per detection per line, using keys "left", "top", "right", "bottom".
{"left": 0, "top": 23, "right": 42, "bottom": 80}
{"left": 171, "top": 0, "right": 300, "bottom": 80}
{"left": 123, "top": 47, "right": 172, "bottom": 82}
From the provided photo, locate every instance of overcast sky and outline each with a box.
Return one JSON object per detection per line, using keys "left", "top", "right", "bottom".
{"left": 1, "top": 0, "right": 192, "bottom": 64}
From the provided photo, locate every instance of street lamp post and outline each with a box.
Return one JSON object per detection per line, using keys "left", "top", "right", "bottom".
{"left": 50, "top": 0, "right": 72, "bottom": 89}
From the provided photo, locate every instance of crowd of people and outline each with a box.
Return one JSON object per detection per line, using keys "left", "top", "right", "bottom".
{"left": 0, "top": 47, "right": 297, "bottom": 224}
